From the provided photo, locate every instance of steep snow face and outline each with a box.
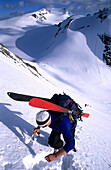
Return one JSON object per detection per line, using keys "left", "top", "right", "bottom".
{"left": 16, "top": 16, "right": 74, "bottom": 60}
{"left": 0, "top": 42, "right": 111, "bottom": 170}
{"left": 38, "top": 28, "right": 111, "bottom": 102}
{"left": 0, "top": 7, "right": 111, "bottom": 170}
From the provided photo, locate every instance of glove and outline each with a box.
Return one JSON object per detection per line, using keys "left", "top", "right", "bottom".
{"left": 33, "top": 127, "right": 40, "bottom": 137}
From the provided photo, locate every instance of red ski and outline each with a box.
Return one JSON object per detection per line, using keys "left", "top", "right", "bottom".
{"left": 29, "top": 98, "right": 89, "bottom": 118}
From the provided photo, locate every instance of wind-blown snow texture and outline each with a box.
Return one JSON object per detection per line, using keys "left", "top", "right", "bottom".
{"left": 0, "top": 8, "right": 111, "bottom": 170}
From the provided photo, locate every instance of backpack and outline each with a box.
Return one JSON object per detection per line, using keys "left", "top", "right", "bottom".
{"left": 50, "top": 93, "right": 83, "bottom": 122}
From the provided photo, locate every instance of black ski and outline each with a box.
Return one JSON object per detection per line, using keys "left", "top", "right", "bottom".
{"left": 7, "top": 92, "right": 50, "bottom": 102}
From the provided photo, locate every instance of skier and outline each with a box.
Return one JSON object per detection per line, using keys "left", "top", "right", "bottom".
{"left": 7, "top": 92, "right": 89, "bottom": 162}
{"left": 33, "top": 110, "right": 77, "bottom": 162}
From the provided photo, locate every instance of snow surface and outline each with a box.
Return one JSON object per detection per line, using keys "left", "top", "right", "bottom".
{"left": 0, "top": 8, "right": 111, "bottom": 170}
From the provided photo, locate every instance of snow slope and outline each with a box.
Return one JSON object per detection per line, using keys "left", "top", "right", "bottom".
{"left": 0, "top": 8, "right": 111, "bottom": 170}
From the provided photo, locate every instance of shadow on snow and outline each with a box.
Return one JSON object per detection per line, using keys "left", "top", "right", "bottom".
{"left": 0, "top": 103, "right": 49, "bottom": 156}
{"left": 16, "top": 25, "right": 58, "bottom": 60}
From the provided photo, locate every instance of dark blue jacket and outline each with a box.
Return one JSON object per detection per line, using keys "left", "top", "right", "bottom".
{"left": 49, "top": 112, "right": 77, "bottom": 153}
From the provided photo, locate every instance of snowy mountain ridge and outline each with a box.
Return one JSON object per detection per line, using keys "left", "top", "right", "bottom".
{"left": 0, "top": 43, "right": 41, "bottom": 78}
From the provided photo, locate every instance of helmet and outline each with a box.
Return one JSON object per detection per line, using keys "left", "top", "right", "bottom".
{"left": 36, "top": 110, "right": 51, "bottom": 127}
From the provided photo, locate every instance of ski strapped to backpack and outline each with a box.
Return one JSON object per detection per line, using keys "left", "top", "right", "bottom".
{"left": 29, "top": 93, "right": 89, "bottom": 122}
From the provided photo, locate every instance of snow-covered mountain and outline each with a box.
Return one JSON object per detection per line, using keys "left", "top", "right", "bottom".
{"left": 69, "top": 7, "right": 111, "bottom": 63}
{"left": 0, "top": 7, "right": 111, "bottom": 170}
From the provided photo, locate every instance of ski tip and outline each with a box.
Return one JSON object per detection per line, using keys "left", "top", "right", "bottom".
{"left": 7, "top": 92, "right": 11, "bottom": 96}
{"left": 82, "top": 113, "right": 90, "bottom": 118}
{"left": 29, "top": 98, "right": 36, "bottom": 105}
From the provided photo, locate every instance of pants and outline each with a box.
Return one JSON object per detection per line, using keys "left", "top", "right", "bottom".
{"left": 48, "top": 129, "right": 75, "bottom": 149}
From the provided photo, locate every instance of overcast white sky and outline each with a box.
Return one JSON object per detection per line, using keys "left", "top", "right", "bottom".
{"left": 0, "top": 0, "right": 111, "bottom": 20}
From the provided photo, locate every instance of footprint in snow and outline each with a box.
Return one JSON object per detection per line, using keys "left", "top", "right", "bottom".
{"left": 62, "top": 154, "right": 82, "bottom": 170}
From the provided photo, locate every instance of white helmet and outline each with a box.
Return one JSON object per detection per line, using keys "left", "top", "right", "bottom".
{"left": 36, "top": 110, "right": 51, "bottom": 127}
